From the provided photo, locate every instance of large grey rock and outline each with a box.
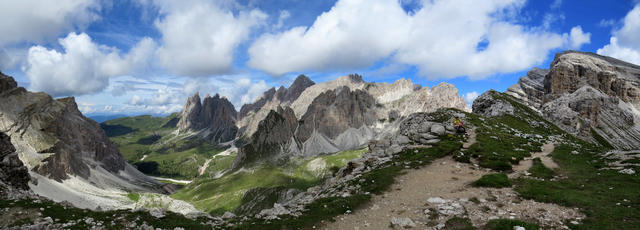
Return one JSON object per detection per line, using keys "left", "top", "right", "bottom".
{"left": 391, "top": 217, "right": 416, "bottom": 228}
{"left": 430, "top": 124, "right": 446, "bottom": 136}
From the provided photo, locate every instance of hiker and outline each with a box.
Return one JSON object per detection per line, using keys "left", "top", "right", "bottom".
{"left": 453, "top": 116, "right": 465, "bottom": 134}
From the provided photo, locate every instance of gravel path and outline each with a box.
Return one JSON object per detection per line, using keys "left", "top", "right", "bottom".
{"left": 511, "top": 142, "right": 559, "bottom": 178}
{"left": 319, "top": 129, "right": 583, "bottom": 229}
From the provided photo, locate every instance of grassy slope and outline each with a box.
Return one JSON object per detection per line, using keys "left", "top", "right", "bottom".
{"left": 102, "top": 114, "right": 224, "bottom": 179}
{"left": 465, "top": 92, "right": 640, "bottom": 229}
{"left": 172, "top": 148, "right": 367, "bottom": 215}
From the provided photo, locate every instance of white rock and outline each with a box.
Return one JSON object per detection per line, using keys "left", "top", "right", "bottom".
{"left": 149, "top": 209, "right": 165, "bottom": 219}
{"left": 513, "top": 226, "right": 526, "bottom": 230}
{"left": 391, "top": 217, "right": 416, "bottom": 228}
{"left": 619, "top": 168, "right": 635, "bottom": 175}
{"left": 221, "top": 212, "right": 236, "bottom": 219}
{"left": 427, "top": 197, "right": 447, "bottom": 204}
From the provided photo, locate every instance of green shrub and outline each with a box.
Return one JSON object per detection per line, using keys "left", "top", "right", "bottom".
{"left": 473, "top": 173, "right": 511, "bottom": 188}
{"left": 528, "top": 158, "right": 554, "bottom": 179}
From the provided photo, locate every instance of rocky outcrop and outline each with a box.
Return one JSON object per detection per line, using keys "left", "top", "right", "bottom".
{"left": 505, "top": 51, "right": 640, "bottom": 149}
{"left": 234, "top": 187, "right": 301, "bottom": 216}
{"left": 506, "top": 67, "right": 548, "bottom": 110}
{"left": 0, "top": 131, "right": 30, "bottom": 196}
{"left": 177, "top": 93, "right": 238, "bottom": 145}
{"left": 0, "top": 72, "right": 161, "bottom": 209}
{"left": 472, "top": 90, "right": 515, "bottom": 117}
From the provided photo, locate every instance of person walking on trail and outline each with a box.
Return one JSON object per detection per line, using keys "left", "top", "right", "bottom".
{"left": 453, "top": 116, "right": 465, "bottom": 134}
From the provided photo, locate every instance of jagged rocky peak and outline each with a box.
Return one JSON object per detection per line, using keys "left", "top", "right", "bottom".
{"left": 290, "top": 73, "right": 367, "bottom": 118}
{"left": 177, "top": 92, "right": 203, "bottom": 131}
{"left": 239, "top": 87, "right": 277, "bottom": 119}
{"left": 0, "top": 71, "right": 18, "bottom": 92}
{"left": 0, "top": 73, "right": 160, "bottom": 209}
{"left": 177, "top": 92, "right": 238, "bottom": 145}
{"left": 276, "top": 74, "right": 315, "bottom": 102}
{"left": 239, "top": 75, "right": 316, "bottom": 120}
{"left": 505, "top": 51, "right": 640, "bottom": 150}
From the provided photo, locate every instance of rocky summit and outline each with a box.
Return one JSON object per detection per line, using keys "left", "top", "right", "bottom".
{"left": 177, "top": 92, "right": 238, "bottom": 145}
{"left": 507, "top": 51, "right": 640, "bottom": 149}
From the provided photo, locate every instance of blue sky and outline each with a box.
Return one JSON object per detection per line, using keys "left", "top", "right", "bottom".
{"left": 1, "top": 0, "right": 639, "bottom": 116}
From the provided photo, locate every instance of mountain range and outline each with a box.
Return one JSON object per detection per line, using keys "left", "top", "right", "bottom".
{"left": 1, "top": 51, "right": 639, "bottom": 229}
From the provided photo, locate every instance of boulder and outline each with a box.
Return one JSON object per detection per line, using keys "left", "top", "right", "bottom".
{"left": 430, "top": 124, "right": 446, "bottom": 136}
{"left": 391, "top": 217, "right": 416, "bottom": 228}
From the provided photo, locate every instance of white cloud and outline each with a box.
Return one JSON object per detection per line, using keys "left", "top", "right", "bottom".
{"left": 130, "top": 95, "right": 143, "bottom": 105}
{"left": 249, "top": 0, "right": 409, "bottom": 76}
{"left": 274, "top": 10, "right": 291, "bottom": 30}
{"left": 597, "top": 5, "right": 640, "bottom": 65}
{"left": 599, "top": 19, "right": 617, "bottom": 27}
{"left": 0, "top": 0, "right": 100, "bottom": 45}
{"left": 550, "top": 0, "right": 562, "bottom": 9}
{"left": 248, "top": 0, "right": 578, "bottom": 79}
{"left": 24, "top": 32, "right": 156, "bottom": 97}
{"left": 464, "top": 91, "right": 480, "bottom": 108}
{"left": 568, "top": 26, "right": 591, "bottom": 49}
{"left": 153, "top": 0, "right": 267, "bottom": 76}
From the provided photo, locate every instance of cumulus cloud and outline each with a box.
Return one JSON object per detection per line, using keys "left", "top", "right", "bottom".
{"left": 0, "top": 0, "right": 100, "bottom": 45}
{"left": 249, "top": 0, "right": 409, "bottom": 76}
{"left": 24, "top": 32, "right": 156, "bottom": 97}
{"left": 464, "top": 91, "right": 480, "bottom": 108}
{"left": 248, "top": 0, "right": 584, "bottom": 79}
{"left": 153, "top": 0, "right": 267, "bottom": 76}
{"left": 598, "top": 5, "right": 640, "bottom": 65}
{"left": 568, "top": 26, "right": 591, "bottom": 49}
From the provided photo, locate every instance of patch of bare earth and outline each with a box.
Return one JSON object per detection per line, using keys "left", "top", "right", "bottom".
{"left": 319, "top": 130, "right": 583, "bottom": 230}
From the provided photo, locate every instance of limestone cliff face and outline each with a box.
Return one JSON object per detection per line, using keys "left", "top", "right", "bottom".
{"left": 296, "top": 86, "right": 378, "bottom": 143}
{"left": 231, "top": 107, "right": 299, "bottom": 169}
{"left": 177, "top": 93, "right": 238, "bottom": 145}
{"left": 0, "top": 73, "right": 126, "bottom": 181}
{"left": 506, "top": 68, "right": 548, "bottom": 110}
{"left": 0, "top": 131, "right": 30, "bottom": 194}
{"left": 505, "top": 51, "right": 640, "bottom": 149}
{"left": 0, "top": 72, "right": 160, "bottom": 208}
